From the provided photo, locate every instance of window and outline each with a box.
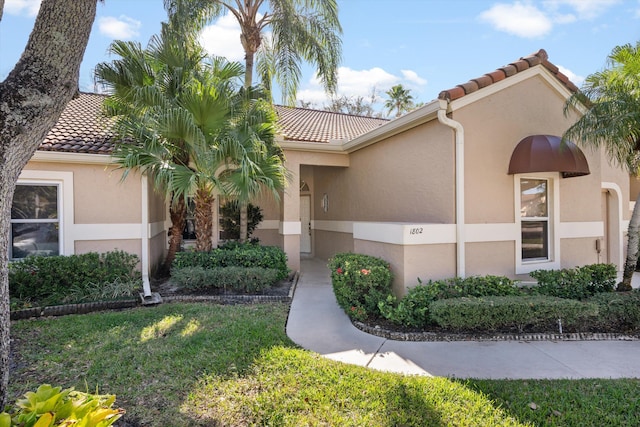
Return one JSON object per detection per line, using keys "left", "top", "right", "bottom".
{"left": 10, "top": 184, "right": 60, "bottom": 259}
{"left": 520, "top": 178, "right": 549, "bottom": 261}
{"left": 183, "top": 197, "right": 196, "bottom": 241}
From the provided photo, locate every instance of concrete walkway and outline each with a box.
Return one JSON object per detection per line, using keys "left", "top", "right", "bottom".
{"left": 286, "top": 258, "right": 640, "bottom": 379}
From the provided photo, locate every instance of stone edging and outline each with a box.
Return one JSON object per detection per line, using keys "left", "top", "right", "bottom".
{"left": 353, "top": 321, "right": 640, "bottom": 342}
{"left": 10, "top": 272, "right": 299, "bottom": 321}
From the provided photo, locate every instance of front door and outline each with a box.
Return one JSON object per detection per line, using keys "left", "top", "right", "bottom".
{"left": 300, "top": 195, "right": 311, "bottom": 253}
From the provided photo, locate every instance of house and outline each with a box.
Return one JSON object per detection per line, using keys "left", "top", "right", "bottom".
{"left": 14, "top": 49, "right": 632, "bottom": 295}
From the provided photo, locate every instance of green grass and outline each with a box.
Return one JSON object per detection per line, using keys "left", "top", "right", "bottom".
{"left": 9, "top": 303, "right": 640, "bottom": 426}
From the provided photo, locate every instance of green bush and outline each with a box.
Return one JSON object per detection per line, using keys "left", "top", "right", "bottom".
{"left": 379, "top": 275, "right": 520, "bottom": 328}
{"left": 379, "top": 283, "right": 439, "bottom": 328}
{"left": 589, "top": 291, "right": 640, "bottom": 332}
{"left": 430, "top": 295, "right": 599, "bottom": 333}
{"left": 0, "top": 384, "right": 123, "bottom": 426}
{"left": 530, "top": 264, "right": 616, "bottom": 300}
{"left": 9, "top": 251, "right": 140, "bottom": 307}
{"left": 63, "top": 278, "right": 141, "bottom": 304}
{"left": 172, "top": 243, "right": 288, "bottom": 280}
{"left": 328, "top": 253, "right": 393, "bottom": 321}
{"left": 171, "top": 266, "right": 279, "bottom": 293}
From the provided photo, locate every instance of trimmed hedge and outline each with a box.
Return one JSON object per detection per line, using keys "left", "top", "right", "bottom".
{"left": 589, "top": 291, "right": 640, "bottom": 332}
{"left": 9, "top": 251, "right": 140, "bottom": 306}
{"left": 379, "top": 275, "right": 520, "bottom": 328}
{"left": 430, "top": 295, "right": 599, "bottom": 333}
{"left": 530, "top": 263, "right": 616, "bottom": 300}
{"left": 172, "top": 243, "right": 289, "bottom": 281}
{"left": 172, "top": 266, "right": 279, "bottom": 293}
{"left": 328, "top": 253, "right": 393, "bottom": 321}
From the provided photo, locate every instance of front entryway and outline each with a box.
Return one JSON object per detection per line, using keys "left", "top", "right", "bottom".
{"left": 300, "top": 195, "right": 311, "bottom": 253}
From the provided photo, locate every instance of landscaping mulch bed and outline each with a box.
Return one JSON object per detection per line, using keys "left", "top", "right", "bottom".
{"left": 9, "top": 272, "right": 297, "bottom": 321}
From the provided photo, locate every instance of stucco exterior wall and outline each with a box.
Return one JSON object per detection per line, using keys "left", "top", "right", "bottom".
{"left": 457, "top": 75, "right": 604, "bottom": 225}
{"left": 312, "top": 122, "right": 455, "bottom": 223}
{"left": 315, "top": 230, "right": 354, "bottom": 260}
{"left": 75, "top": 239, "right": 141, "bottom": 261}
{"left": 466, "top": 241, "right": 516, "bottom": 277}
{"left": 24, "top": 161, "right": 142, "bottom": 224}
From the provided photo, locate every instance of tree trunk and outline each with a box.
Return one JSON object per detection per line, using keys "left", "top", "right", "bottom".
{"left": 195, "top": 188, "right": 214, "bottom": 252}
{"left": 620, "top": 192, "right": 640, "bottom": 290}
{"left": 239, "top": 201, "right": 249, "bottom": 243}
{"left": 163, "top": 194, "right": 187, "bottom": 274}
{"left": 0, "top": 0, "right": 97, "bottom": 408}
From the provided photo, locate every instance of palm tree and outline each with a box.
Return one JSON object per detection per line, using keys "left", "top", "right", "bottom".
{"left": 96, "top": 23, "right": 246, "bottom": 268}
{"left": 384, "top": 84, "right": 414, "bottom": 118}
{"left": 164, "top": 0, "right": 342, "bottom": 106}
{"left": 563, "top": 42, "right": 640, "bottom": 290}
{"left": 214, "top": 90, "right": 288, "bottom": 241}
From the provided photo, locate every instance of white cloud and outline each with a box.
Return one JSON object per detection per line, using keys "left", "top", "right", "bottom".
{"left": 5, "top": 0, "right": 40, "bottom": 17}
{"left": 479, "top": 2, "right": 553, "bottom": 38}
{"left": 558, "top": 65, "right": 585, "bottom": 87}
{"left": 401, "top": 70, "right": 427, "bottom": 86}
{"left": 297, "top": 66, "right": 427, "bottom": 107}
{"left": 543, "top": 0, "right": 620, "bottom": 20}
{"left": 98, "top": 16, "right": 141, "bottom": 40}
{"left": 199, "top": 14, "right": 246, "bottom": 61}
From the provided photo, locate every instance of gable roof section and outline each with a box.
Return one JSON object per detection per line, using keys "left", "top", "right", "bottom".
{"left": 37, "top": 49, "right": 577, "bottom": 156}
{"left": 274, "top": 105, "right": 387, "bottom": 143}
{"left": 37, "top": 94, "right": 387, "bottom": 155}
{"left": 437, "top": 49, "right": 579, "bottom": 102}
{"left": 39, "top": 92, "right": 115, "bottom": 154}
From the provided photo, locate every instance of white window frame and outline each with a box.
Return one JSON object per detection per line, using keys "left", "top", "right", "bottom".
{"left": 515, "top": 172, "right": 560, "bottom": 274}
{"left": 12, "top": 170, "right": 74, "bottom": 258}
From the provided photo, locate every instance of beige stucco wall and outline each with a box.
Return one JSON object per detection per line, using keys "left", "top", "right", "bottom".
{"left": 312, "top": 123, "right": 455, "bottom": 223}
{"left": 315, "top": 230, "right": 354, "bottom": 260}
{"left": 23, "top": 161, "right": 142, "bottom": 224}
{"left": 457, "top": 75, "right": 605, "bottom": 224}
{"left": 75, "top": 239, "right": 141, "bottom": 261}
{"left": 466, "top": 241, "right": 516, "bottom": 277}
{"left": 354, "top": 239, "right": 456, "bottom": 295}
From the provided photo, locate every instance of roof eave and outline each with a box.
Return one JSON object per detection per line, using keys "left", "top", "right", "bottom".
{"left": 342, "top": 100, "right": 442, "bottom": 153}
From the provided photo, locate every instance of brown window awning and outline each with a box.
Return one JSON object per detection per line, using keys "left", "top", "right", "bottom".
{"left": 508, "top": 135, "right": 590, "bottom": 178}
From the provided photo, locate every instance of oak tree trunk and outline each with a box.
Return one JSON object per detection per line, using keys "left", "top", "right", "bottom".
{"left": 0, "top": 0, "right": 97, "bottom": 407}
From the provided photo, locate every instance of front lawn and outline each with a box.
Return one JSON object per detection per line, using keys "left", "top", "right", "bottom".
{"left": 9, "top": 303, "right": 640, "bottom": 426}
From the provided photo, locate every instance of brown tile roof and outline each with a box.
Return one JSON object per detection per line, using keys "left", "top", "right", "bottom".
{"left": 39, "top": 92, "right": 115, "bottom": 154}
{"left": 438, "top": 49, "right": 579, "bottom": 102}
{"left": 39, "top": 94, "right": 388, "bottom": 154}
{"left": 274, "top": 105, "right": 388, "bottom": 143}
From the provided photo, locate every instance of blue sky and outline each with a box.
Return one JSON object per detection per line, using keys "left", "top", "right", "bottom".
{"left": 2, "top": 0, "right": 640, "bottom": 114}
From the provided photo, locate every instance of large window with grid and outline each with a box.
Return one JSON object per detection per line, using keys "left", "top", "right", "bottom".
{"left": 520, "top": 178, "right": 549, "bottom": 261}
{"left": 10, "top": 184, "right": 60, "bottom": 259}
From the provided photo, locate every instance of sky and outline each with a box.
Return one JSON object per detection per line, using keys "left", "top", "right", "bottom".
{"left": 2, "top": 0, "right": 640, "bottom": 115}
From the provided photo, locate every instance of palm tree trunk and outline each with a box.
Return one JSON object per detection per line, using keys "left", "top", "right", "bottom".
{"left": 244, "top": 50, "right": 254, "bottom": 89}
{"left": 195, "top": 188, "right": 214, "bottom": 252}
{"left": 239, "top": 201, "right": 249, "bottom": 243}
{"left": 620, "top": 192, "right": 640, "bottom": 290}
{"left": 163, "top": 194, "right": 186, "bottom": 274}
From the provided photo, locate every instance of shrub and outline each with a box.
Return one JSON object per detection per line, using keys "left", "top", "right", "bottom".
{"left": 589, "top": 291, "right": 640, "bottom": 332}
{"left": 63, "top": 278, "right": 141, "bottom": 304}
{"left": 172, "top": 243, "right": 288, "bottom": 280}
{"left": 328, "top": 253, "right": 393, "bottom": 321}
{"left": 0, "top": 384, "right": 123, "bottom": 426}
{"left": 171, "top": 266, "right": 279, "bottom": 293}
{"left": 530, "top": 264, "right": 616, "bottom": 300}
{"left": 9, "top": 251, "right": 140, "bottom": 307}
{"left": 430, "top": 295, "right": 599, "bottom": 333}
{"left": 379, "top": 283, "right": 439, "bottom": 328}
